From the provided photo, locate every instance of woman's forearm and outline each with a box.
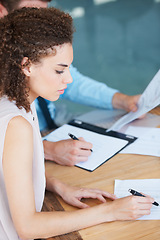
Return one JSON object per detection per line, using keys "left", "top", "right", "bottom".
{"left": 18, "top": 203, "right": 112, "bottom": 239}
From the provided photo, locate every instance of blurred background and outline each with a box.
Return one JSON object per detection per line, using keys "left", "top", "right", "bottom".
{"left": 49, "top": 0, "right": 160, "bottom": 117}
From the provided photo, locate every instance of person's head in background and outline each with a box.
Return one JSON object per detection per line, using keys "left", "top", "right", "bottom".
{"left": 0, "top": 0, "right": 50, "bottom": 17}
{"left": 0, "top": 7, "right": 73, "bottom": 112}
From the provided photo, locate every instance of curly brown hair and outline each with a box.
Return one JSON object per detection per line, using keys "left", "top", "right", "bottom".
{"left": 0, "top": 0, "right": 51, "bottom": 12}
{"left": 0, "top": 7, "right": 74, "bottom": 112}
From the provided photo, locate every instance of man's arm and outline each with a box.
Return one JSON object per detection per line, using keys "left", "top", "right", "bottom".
{"left": 61, "top": 64, "right": 118, "bottom": 109}
{"left": 62, "top": 65, "right": 141, "bottom": 112}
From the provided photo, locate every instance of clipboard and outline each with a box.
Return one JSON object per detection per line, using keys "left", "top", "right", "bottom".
{"left": 67, "top": 119, "right": 137, "bottom": 171}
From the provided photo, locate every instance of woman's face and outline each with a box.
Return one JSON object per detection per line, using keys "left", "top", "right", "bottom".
{"left": 27, "top": 43, "right": 73, "bottom": 103}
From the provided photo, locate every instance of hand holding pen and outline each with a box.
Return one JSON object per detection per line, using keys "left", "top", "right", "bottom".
{"left": 129, "top": 189, "right": 159, "bottom": 206}
{"left": 68, "top": 133, "right": 93, "bottom": 152}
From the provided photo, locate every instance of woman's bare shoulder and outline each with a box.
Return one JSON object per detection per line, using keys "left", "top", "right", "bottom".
{"left": 4, "top": 115, "right": 33, "bottom": 148}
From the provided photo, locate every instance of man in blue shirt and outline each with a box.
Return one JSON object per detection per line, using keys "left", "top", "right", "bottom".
{"left": 0, "top": 0, "right": 140, "bottom": 166}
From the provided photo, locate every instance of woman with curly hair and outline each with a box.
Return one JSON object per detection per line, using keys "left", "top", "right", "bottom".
{"left": 0, "top": 0, "right": 144, "bottom": 168}
{"left": 0, "top": 7, "right": 153, "bottom": 240}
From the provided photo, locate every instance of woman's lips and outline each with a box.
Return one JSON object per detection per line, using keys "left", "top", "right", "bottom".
{"left": 58, "top": 89, "right": 64, "bottom": 94}
{"left": 58, "top": 87, "right": 66, "bottom": 94}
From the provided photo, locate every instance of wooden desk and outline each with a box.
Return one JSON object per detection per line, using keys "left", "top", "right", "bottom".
{"left": 43, "top": 108, "right": 160, "bottom": 240}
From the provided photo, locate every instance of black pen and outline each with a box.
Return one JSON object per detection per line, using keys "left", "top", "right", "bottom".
{"left": 68, "top": 133, "right": 93, "bottom": 152}
{"left": 128, "top": 189, "right": 159, "bottom": 206}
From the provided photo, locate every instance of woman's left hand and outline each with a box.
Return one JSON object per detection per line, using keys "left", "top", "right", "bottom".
{"left": 60, "top": 184, "right": 117, "bottom": 209}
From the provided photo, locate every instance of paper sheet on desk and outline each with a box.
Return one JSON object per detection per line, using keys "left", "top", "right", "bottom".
{"left": 120, "top": 126, "right": 160, "bottom": 156}
{"left": 114, "top": 179, "right": 160, "bottom": 220}
{"left": 108, "top": 70, "right": 160, "bottom": 132}
{"left": 44, "top": 124, "right": 128, "bottom": 171}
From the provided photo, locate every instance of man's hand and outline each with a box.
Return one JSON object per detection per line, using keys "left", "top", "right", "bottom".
{"left": 112, "top": 92, "right": 140, "bottom": 112}
{"left": 43, "top": 138, "right": 93, "bottom": 166}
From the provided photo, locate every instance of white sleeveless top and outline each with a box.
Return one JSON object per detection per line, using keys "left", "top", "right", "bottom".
{"left": 0, "top": 97, "right": 46, "bottom": 240}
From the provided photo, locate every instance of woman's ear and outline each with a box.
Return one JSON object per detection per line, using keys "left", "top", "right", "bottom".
{"left": 0, "top": 3, "right": 8, "bottom": 18}
{"left": 21, "top": 57, "right": 31, "bottom": 77}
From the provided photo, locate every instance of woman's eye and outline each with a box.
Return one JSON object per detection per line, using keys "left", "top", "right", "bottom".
{"left": 55, "top": 70, "right": 64, "bottom": 74}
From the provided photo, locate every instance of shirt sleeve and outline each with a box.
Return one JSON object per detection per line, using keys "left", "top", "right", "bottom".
{"left": 61, "top": 64, "right": 119, "bottom": 109}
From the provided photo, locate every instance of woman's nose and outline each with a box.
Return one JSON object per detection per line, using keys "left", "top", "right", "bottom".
{"left": 63, "top": 70, "right": 73, "bottom": 84}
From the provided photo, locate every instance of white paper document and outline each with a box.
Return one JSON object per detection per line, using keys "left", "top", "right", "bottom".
{"left": 114, "top": 179, "right": 160, "bottom": 220}
{"left": 78, "top": 110, "right": 160, "bottom": 130}
{"left": 108, "top": 70, "right": 160, "bottom": 131}
{"left": 44, "top": 124, "right": 128, "bottom": 171}
{"left": 120, "top": 126, "right": 160, "bottom": 156}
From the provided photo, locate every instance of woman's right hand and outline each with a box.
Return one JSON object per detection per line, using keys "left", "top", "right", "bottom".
{"left": 107, "top": 195, "right": 154, "bottom": 221}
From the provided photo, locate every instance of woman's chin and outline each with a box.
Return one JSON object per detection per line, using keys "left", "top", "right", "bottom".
{"left": 48, "top": 95, "right": 60, "bottom": 102}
